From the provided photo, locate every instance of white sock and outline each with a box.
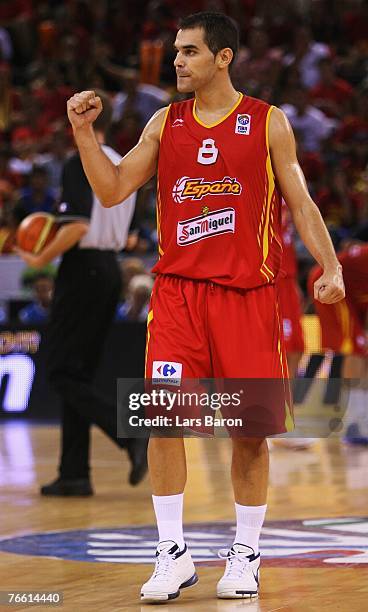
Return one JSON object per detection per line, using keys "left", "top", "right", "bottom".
{"left": 152, "top": 493, "right": 185, "bottom": 549}
{"left": 234, "top": 503, "right": 267, "bottom": 555}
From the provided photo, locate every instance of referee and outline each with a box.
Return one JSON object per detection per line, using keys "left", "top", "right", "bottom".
{"left": 17, "top": 90, "right": 147, "bottom": 495}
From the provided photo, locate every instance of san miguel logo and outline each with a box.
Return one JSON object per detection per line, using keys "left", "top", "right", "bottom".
{"left": 172, "top": 176, "right": 242, "bottom": 204}
{"left": 177, "top": 208, "right": 235, "bottom": 246}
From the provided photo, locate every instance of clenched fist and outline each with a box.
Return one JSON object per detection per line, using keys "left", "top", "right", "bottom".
{"left": 67, "top": 90, "right": 102, "bottom": 130}
{"left": 314, "top": 264, "right": 345, "bottom": 304}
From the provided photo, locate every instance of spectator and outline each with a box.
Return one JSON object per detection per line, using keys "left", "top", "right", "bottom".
{"left": 116, "top": 273, "right": 154, "bottom": 322}
{"left": 334, "top": 86, "right": 368, "bottom": 153}
{"left": 232, "top": 25, "right": 283, "bottom": 94}
{"left": 342, "top": 0, "right": 368, "bottom": 46}
{"left": 342, "top": 133, "right": 368, "bottom": 222}
{"left": 315, "top": 168, "right": 361, "bottom": 240}
{"left": 310, "top": 57, "right": 353, "bottom": 118}
{"left": 118, "top": 257, "right": 148, "bottom": 304}
{"left": 12, "top": 96, "right": 52, "bottom": 149}
{"left": 112, "top": 110, "right": 141, "bottom": 157}
{"left": 32, "top": 64, "right": 75, "bottom": 125}
{"left": 9, "top": 128, "right": 37, "bottom": 178}
{"left": 18, "top": 270, "right": 54, "bottom": 324}
{"left": 35, "top": 129, "right": 70, "bottom": 195}
{"left": 111, "top": 68, "right": 169, "bottom": 128}
{"left": 281, "top": 85, "right": 337, "bottom": 152}
{"left": 0, "top": 64, "right": 12, "bottom": 132}
{"left": 0, "top": 147, "right": 21, "bottom": 193}
{"left": 0, "top": 0, "right": 33, "bottom": 65}
{"left": 0, "top": 26, "right": 12, "bottom": 62}
{"left": 283, "top": 25, "right": 330, "bottom": 89}
{"left": 13, "top": 165, "right": 56, "bottom": 223}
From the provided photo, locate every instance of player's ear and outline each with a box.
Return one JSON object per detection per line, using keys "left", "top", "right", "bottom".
{"left": 217, "top": 48, "right": 233, "bottom": 69}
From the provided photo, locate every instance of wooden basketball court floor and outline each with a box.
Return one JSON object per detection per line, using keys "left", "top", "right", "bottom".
{"left": 1, "top": 421, "right": 368, "bottom": 612}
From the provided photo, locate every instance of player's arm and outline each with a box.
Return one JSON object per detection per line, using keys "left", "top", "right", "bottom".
{"left": 15, "top": 222, "right": 89, "bottom": 269}
{"left": 269, "top": 107, "right": 345, "bottom": 304}
{"left": 67, "top": 91, "right": 166, "bottom": 207}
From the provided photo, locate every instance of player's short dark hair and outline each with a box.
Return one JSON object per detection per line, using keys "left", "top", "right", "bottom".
{"left": 93, "top": 89, "right": 113, "bottom": 134}
{"left": 179, "top": 12, "right": 239, "bottom": 67}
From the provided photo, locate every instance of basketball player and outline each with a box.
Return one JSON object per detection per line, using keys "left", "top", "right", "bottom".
{"left": 66, "top": 12, "right": 344, "bottom": 601}
{"left": 308, "top": 244, "right": 368, "bottom": 445}
{"left": 17, "top": 91, "right": 147, "bottom": 495}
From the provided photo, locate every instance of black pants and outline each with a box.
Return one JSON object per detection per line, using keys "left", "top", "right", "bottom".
{"left": 46, "top": 248, "right": 126, "bottom": 479}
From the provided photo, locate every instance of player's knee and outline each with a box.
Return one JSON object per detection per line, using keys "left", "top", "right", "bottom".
{"left": 231, "top": 436, "right": 267, "bottom": 449}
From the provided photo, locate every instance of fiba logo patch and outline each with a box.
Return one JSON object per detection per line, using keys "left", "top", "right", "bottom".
{"left": 235, "top": 114, "right": 251, "bottom": 135}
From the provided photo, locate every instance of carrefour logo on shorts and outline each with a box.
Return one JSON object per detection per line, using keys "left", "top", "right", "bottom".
{"left": 177, "top": 208, "right": 235, "bottom": 246}
{"left": 152, "top": 361, "right": 182, "bottom": 386}
{"left": 173, "top": 176, "right": 242, "bottom": 203}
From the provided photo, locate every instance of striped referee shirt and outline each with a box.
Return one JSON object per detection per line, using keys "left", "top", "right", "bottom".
{"left": 56, "top": 145, "right": 136, "bottom": 252}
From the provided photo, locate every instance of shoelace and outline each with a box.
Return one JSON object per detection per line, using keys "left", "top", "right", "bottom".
{"left": 152, "top": 551, "right": 175, "bottom": 580}
{"left": 218, "top": 548, "right": 252, "bottom": 579}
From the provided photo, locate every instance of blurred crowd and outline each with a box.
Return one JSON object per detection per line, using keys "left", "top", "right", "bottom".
{"left": 0, "top": 256, "right": 154, "bottom": 325}
{"left": 0, "top": 0, "right": 367, "bottom": 321}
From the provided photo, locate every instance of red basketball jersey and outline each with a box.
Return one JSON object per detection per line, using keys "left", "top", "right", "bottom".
{"left": 339, "top": 244, "right": 368, "bottom": 311}
{"left": 153, "top": 94, "right": 283, "bottom": 289}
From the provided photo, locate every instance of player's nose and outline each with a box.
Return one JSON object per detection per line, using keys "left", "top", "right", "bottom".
{"left": 174, "top": 53, "right": 184, "bottom": 68}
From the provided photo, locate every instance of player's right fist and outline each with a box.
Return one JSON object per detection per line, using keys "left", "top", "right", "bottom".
{"left": 67, "top": 90, "right": 102, "bottom": 130}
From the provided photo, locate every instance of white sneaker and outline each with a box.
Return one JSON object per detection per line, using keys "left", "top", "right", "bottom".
{"left": 271, "top": 438, "right": 315, "bottom": 450}
{"left": 217, "top": 544, "right": 260, "bottom": 599}
{"left": 140, "top": 540, "right": 198, "bottom": 602}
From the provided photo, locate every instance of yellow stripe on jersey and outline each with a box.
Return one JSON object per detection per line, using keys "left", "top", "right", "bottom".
{"left": 144, "top": 309, "right": 154, "bottom": 377}
{"left": 263, "top": 262, "right": 274, "bottom": 278}
{"left": 275, "top": 299, "right": 294, "bottom": 432}
{"left": 257, "top": 183, "right": 267, "bottom": 260}
{"left": 336, "top": 300, "right": 354, "bottom": 354}
{"left": 284, "top": 400, "right": 294, "bottom": 433}
{"left": 156, "top": 180, "right": 164, "bottom": 257}
{"left": 271, "top": 228, "right": 283, "bottom": 250}
{"left": 259, "top": 105, "right": 276, "bottom": 280}
{"left": 160, "top": 105, "right": 171, "bottom": 141}
{"left": 260, "top": 268, "right": 271, "bottom": 282}
{"left": 193, "top": 93, "right": 243, "bottom": 129}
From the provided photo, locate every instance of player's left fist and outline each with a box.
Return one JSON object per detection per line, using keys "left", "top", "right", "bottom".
{"left": 14, "top": 247, "right": 45, "bottom": 269}
{"left": 314, "top": 264, "right": 345, "bottom": 304}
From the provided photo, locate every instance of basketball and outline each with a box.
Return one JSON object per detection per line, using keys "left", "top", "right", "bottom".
{"left": 16, "top": 212, "right": 58, "bottom": 254}
{"left": 0, "top": 227, "right": 16, "bottom": 254}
